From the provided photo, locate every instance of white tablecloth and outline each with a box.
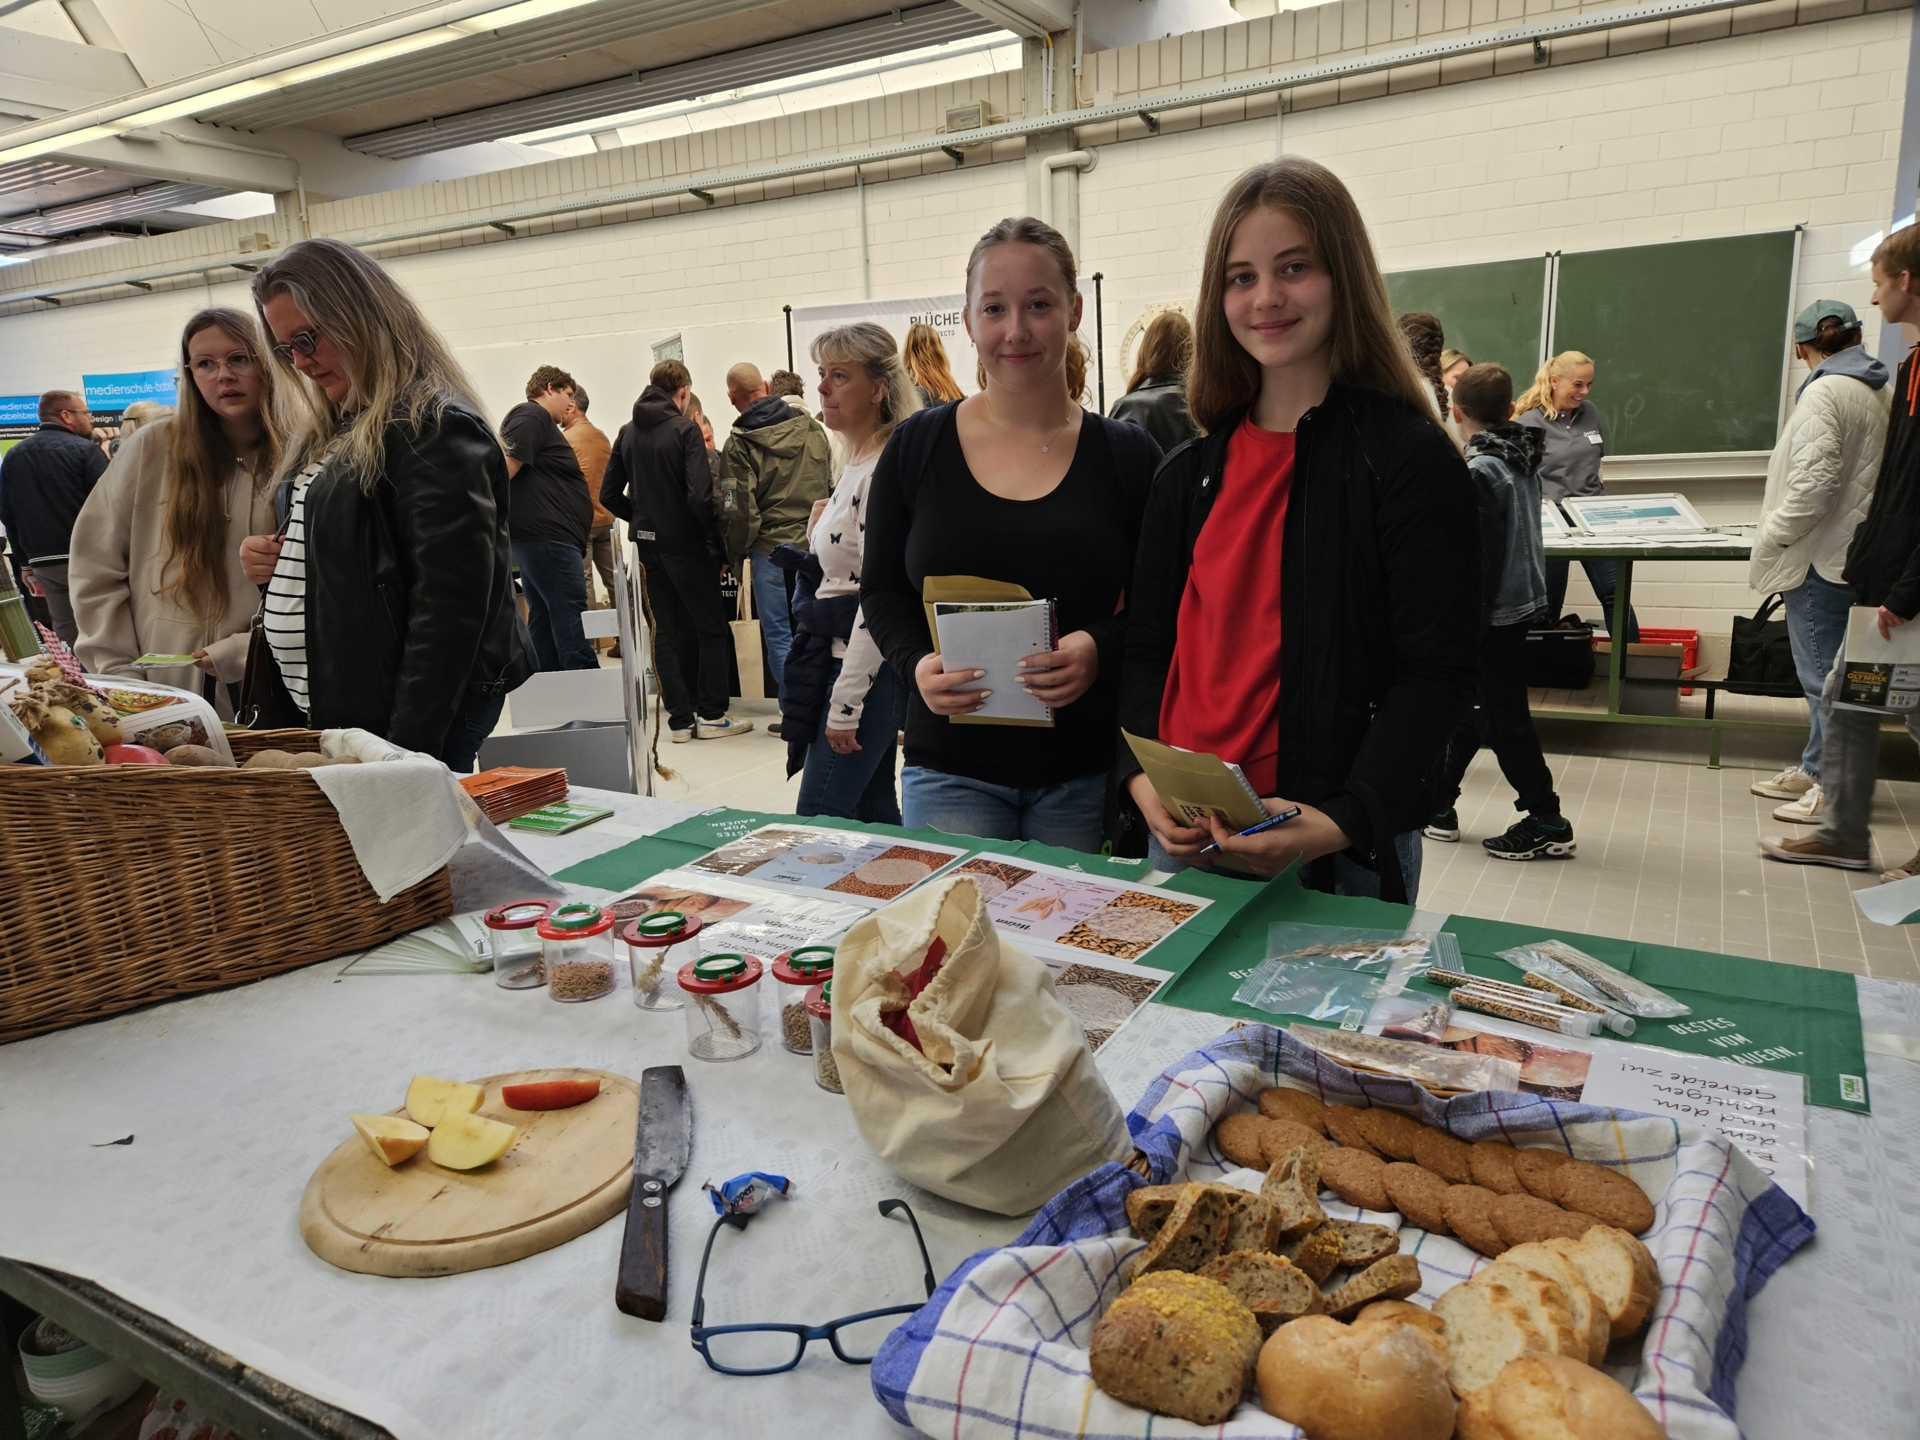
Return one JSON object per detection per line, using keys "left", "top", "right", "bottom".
{"left": 1, "top": 792, "right": 1915, "bottom": 1439}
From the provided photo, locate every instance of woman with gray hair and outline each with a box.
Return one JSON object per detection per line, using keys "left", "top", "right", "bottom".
{"left": 238, "top": 238, "right": 533, "bottom": 769}
{"left": 771, "top": 321, "right": 921, "bottom": 821}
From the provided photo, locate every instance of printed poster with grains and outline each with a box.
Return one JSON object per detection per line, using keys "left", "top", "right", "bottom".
{"left": 685, "top": 824, "right": 967, "bottom": 907}
{"left": 608, "top": 869, "right": 870, "bottom": 959}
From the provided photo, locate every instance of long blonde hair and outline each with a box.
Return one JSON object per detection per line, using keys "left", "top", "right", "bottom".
{"left": 162, "top": 307, "right": 282, "bottom": 626}
{"left": 1514, "top": 351, "right": 1594, "bottom": 419}
{"left": 903, "top": 322, "right": 963, "bottom": 403}
{"left": 811, "top": 321, "right": 922, "bottom": 446}
{"left": 252, "top": 239, "right": 485, "bottom": 490}
{"left": 1188, "top": 158, "right": 1437, "bottom": 433}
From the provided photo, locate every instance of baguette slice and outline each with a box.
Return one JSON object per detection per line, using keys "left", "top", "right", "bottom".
{"left": 1216, "top": 1186, "right": 1284, "bottom": 1254}
{"left": 1469, "top": 1261, "right": 1584, "bottom": 1362}
{"left": 1260, "top": 1146, "right": 1328, "bottom": 1241}
{"left": 1499, "top": 1241, "right": 1610, "bottom": 1363}
{"left": 1322, "top": 1253, "right": 1422, "bottom": 1318}
{"left": 1434, "top": 1277, "right": 1552, "bottom": 1395}
{"left": 1195, "top": 1249, "right": 1325, "bottom": 1335}
{"left": 1125, "top": 1183, "right": 1191, "bottom": 1241}
{"left": 1545, "top": 1225, "right": 1661, "bottom": 1339}
{"left": 1328, "top": 1219, "right": 1402, "bottom": 1268}
{"left": 1135, "top": 1184, "right": 1235, "bottom": 1277}
{"left": 1277, "top": 1222, "right": 1345, "bottom": 1285}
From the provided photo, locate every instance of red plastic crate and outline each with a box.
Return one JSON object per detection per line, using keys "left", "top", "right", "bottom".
{"left": 1636, "top": 626, "right": 1700, "bottom": 694}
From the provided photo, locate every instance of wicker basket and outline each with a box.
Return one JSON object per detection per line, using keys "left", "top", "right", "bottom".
{"left": 0, "top": 727, "right": 453, "bottom": 1045}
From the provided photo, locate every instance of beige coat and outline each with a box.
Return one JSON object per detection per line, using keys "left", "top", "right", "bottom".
{"left": 70, "top": 419, "right": 276, "bottom": 698}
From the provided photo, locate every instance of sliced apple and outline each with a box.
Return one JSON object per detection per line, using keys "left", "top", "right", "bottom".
{"left": 404, "top": 1074, "right": 484, "bottom": 1128}
{"left": 500, "top": 1078, "right": 601, "bottom": 1111}
{"left": 427, "top": 1110, "right": 517, "bottom": 1171}
{"left": 350, "top": 1113, "right": 430, "bottom": 1167}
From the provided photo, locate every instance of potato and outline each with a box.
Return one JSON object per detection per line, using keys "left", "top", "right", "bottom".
{"left": 165, "top": 744, "right": 232, "bottom": 768}
{"left": 289, "top": 752, "right": 329, "bottom": 768}
{"left": 241, "top": 749, "right": 296, "bottom": 770}
{"left": 67, "top": 692, "right": 122, "bottom": 746}
{"left": 37, "top": 706, "right": 104, "bottom": 766}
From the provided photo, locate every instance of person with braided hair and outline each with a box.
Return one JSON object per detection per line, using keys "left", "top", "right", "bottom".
{"left": 1396, "top": 311, "right": 1449, "bottom": 420}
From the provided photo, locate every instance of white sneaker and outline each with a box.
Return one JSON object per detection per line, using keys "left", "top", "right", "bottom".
{"left": 1773, "top": 785, "right": 1823, "bottom": 824}
{"left": 1751, "top": 765, "right": 1814, "bottom": 800}
{"left": 695, "top": 714, "right": 755, "bottom": 740}
{"left": 669, "top": 725, "right": 694, "bottom": 744}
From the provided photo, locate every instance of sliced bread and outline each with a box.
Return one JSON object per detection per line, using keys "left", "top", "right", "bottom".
{"left": 1195, "top": 1249, "right": 1325, "bottom": 1335}
{"left": 1215, "top": 1185, "right": 1283, "bottom": 1254}
{"left": 1135, "top": 1183, "right": 1235, "bottom": 1276}
{"left": 1321, "top": 1253, "right": 1422, "bottom": 1318}
{"left": 1468, "top": 1261, "right": 1584, "bottom": 1362}
{"left": 1277, "top": 1222, "right": 1345, "bottom": 1285}
{"left": 1125, "top": 1183, "right": 1191, "bottom": 1241}
{"left": 1433, "top": 1276, "right": 1553, "bottom": 1395}
{"left": 1328, "top": 1219, "right": 1402, "bottom": 1268}
{"left": 1545, "top": 1225, "right": 1660, "bottom": 1338}
{"left": 1260, "top": 1146, "right": 1328, "bottom": 1241}
{"left": 1499, "top": 1241, "right": 1610, "bottom": 1363}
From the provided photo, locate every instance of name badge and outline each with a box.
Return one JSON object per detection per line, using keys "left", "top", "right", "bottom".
{"left": 1585, "top": 432, "right": 1603, "bottom": 445}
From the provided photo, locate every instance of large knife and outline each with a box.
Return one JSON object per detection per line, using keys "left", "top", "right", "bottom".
{"left": 615, "top": 1065, "right": 691, "bottom": 1321}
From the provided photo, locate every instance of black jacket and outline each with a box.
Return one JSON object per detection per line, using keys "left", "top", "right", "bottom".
{"left": 765, "top": 542, "right": 860, "bottom": 777}
{"left": 602, "top": 386, "right": 718, "bottom": 556}
{"left": 301, "top": 402, "right": 534, "bottom": 755}
{"left": 0, "top": 423, "right": 108, "bottom": 563}
{"left": 1108, "top": 377, "right": 1198, "bottom": 455}
{"left": 1843, "top": 351, "right": 1920, "bottom": 614}
{"left": 1117, "top": 386, "right": 1480, "bottom": 901}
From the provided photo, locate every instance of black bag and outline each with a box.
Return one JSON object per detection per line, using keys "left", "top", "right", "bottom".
{"left": 1725, "top": 593, "right": 1799, "bottom": 695}
{"left": 1521, "top": 616, "right": 1596, "bottom": 690}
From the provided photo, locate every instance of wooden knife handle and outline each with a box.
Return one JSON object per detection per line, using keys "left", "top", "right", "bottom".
{"left": 614, "top": 1168, "right": 670, "bottom": 1321}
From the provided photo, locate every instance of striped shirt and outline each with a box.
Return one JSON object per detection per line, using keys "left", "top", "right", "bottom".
{"left": 263, "top": 459, "right": 327, "bottom": 716}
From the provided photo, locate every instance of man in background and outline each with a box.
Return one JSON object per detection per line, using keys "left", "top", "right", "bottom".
{"left": 0, "top": 390, "right": 107, "bottom": 644}
{"left": 603, "top": 359, "right": 752, "bottom": 741}
{"left": 719, "top": 361, "right": 832, "bottom": 707}
{"left": 769, "top": 369, "right": 808, "bottom": 409}
{"left": 502, "top": 365, "right": 596, "bottom": 671}
{"left": 563, "top": 386, "right": 617, "bottom": 642}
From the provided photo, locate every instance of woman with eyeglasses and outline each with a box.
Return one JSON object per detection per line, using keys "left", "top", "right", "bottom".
{"left": 70, "top": 307, "right": 282, "bottom": 708}
{"left": 239, "top": 239, "right": 534, "bottom": 769}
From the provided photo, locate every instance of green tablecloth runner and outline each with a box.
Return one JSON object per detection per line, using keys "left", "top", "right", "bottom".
{"left": 552, "top": 807, "right": 1260, "bottom": 975}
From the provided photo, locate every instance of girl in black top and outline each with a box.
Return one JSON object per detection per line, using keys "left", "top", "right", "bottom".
{"left": 861, "top": 216, "right": 1161, "bottom": 851}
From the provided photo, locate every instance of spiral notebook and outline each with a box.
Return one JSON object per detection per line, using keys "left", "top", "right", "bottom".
{"left": 933, "top": 599, "right": 1058, "bottom": 727}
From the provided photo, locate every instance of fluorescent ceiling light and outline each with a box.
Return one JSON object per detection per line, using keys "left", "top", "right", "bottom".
{"left": 170, "top": 190, "right": 278, "bottom": 220}
{"left": 0, "top": 0, "right": 603, "bottom": 164}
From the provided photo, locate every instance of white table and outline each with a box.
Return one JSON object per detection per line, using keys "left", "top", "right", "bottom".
{"left": 1, "top": 792, "right": 1915, "bottom": 1439}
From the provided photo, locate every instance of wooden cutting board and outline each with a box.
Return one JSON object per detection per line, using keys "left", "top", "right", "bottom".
{"left": 300, "top": 1067, "right": 639, "bottom": 1277}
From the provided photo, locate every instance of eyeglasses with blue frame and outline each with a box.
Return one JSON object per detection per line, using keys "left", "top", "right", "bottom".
{"left": 688, "top": 1198, "right": 937, "bottom": 1375}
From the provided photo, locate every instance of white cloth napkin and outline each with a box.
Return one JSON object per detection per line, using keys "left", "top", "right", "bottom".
{"left": 309, "top": 729, "right": 471, "bottom": 903}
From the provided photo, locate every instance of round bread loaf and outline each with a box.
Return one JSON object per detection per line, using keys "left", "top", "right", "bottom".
{"left": 1256, "top": 1313, "right": 1455, "bottom": 1440}
{"left": 1259, "top": 1086, "right": 1332, "bottom": 1135}
{"left": 1090, "top": 1272, "right": 1261, "bottom": 1426}
{"left": 1353, "top": 1300, "right": 1446, "bottom": 1339}
{"left": 1452, "top": 1352, "right": 1666, "bottom": 1439}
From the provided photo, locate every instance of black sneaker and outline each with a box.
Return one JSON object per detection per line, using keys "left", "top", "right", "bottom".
{"left": 1483, "top": 815, "right": 1576, "bottom": 861}
{"left": 1423, "top": 809, "right": 1461, "bottom": 842}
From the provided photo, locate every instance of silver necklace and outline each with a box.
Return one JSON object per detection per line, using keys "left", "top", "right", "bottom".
{"left": 985, "top": 398, "right": 1077, "bottom": 453}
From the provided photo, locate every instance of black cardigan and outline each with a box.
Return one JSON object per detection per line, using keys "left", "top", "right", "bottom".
{"left": 1117, "top": 385, "right": 1480, "bottom": 901}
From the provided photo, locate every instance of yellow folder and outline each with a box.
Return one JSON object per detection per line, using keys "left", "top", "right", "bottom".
{"left": 1124, "top": 730, "right": 1271, "bottom": 874}
{"left": 922, "top": 574, "right": 1034, "bottom": 643}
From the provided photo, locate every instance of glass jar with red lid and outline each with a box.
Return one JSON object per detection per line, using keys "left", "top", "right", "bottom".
{"left": 770, "top": 945, "right": 835, "bottom": 1054}
{"left": 538, "top": 903, "right": 617, "bottom": 1002}
{"left": 807, "top": 981, "right": 841, "bottom": 1094}
{"left": 677, "top": 952, "right": 765, "bottom": 1061}
{"left": 620, "top": 910, "right": 702, "bottom": 1011}
{"left": 485, "top": 899, "right": 554, "bottom": 989}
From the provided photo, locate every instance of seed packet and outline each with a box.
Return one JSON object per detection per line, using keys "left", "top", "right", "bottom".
{"left": 1495, "top": 938, "right": 1691, "bottom": 1019}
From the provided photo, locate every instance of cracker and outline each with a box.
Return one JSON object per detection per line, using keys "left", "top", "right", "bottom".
{"left": 1442, "top": 1184, "right": 1508, "bottom": 1258}
{"left": 1355, "top": 1108, "right": 1427, "bottom": 1161}
{"left": 1319, "top": 1148, "right": 1392, "bottom": 1214}
{"left": 1488, "top": 1192, "right": 1598, "bottom": 1249}
{"left": 1512, "top": 1148, "right": 1575, "bottom": 1200}
{"left": 1412, "top": 1127, "right": 1475, "bottom": 1185}
{"left": 1383, "top": 1161, "right": 1454, "bottom": 1235}
{"left": 1323, "top": 1105, "right": 1382, "bottom": 1157}
{"left": 1258, "top": 1086, "right": 1331, "bottom": 1136}
{"left": 1257, "top": 1118, "right": 1339, "bottom": 1167}
{"left": 1548, "top": 1160, "right": 1656, "bottom": 1235}
{"left": 1215, "top": 1112, "right": 1275, "bottom": 1170}
{"left": 1467, "top": 1140, "right": 1526, "bottom": 1195}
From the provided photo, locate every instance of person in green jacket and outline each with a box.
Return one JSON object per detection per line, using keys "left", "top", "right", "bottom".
{"left": 720, "top": 361, "right": 833, "bottom": 701}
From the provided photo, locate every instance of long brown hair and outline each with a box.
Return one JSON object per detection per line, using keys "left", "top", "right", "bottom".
{"left": 162, "top": 307, "right": 281, "bottom": 626}
{"left": 252, "top": 238, "right": 484, "bottom": 491}
{"left": 1187, "top": 158, "right": 1437, "bottom": 433}
{"left": 1126, "top": 311, "right": 1193, "bottom": 393}
{"left": 903, "top": 322, "right": 963, "bottom": 402}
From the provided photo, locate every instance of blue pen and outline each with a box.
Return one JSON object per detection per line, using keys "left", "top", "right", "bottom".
{"left": 1199, "top": 805, "right": 1302, "bottom": 855}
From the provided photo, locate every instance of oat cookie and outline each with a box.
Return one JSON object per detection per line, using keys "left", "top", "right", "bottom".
{"left": 1323, "top": 1105, "right": 1382, "bottom": 1157}
{"left": 1442, "top": 1185, "right": 1508, "bottom": 1257}
{"left": 1383, "top": 1162, "right": 1454, "bottom": 1235}
{"left": 1258, "top": 1086, "right": 1331, "bottom": 1136}
{"left": 1412, "top": 1127, "right": 1475, "bottom": 1185}
{"left": 1548, "top": 1160, "right": 1656, "bottom": 1235}
{"left": 1467, "top": 1141, "right": 1527, "bottom": 1196}
{"left": 1319, "top": 1148, "right": 1392, "bottom": 1214}
{"left": 1257, "top": 1118, "right": 1339, "bottom": 1167}
{"left": 1215, "top": 1112, "right": 1275, "bottom": 1170}
{"left": 1488, "top": 1192, "right": 1598, "bottom": 1249}
{"left": 1512, "top": 1148, "right": 1575, "bottom": 1200}
{"left": 1355, "top": 1108, "right": 1427, "bottom": 1161}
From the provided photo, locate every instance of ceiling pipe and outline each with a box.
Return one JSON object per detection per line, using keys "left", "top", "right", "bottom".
{"left": 1037, "top": 147, "right": 1094, "bottom": 227}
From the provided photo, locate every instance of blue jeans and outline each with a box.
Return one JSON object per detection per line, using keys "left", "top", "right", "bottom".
{"left": 439, "top": 692, "right": 505, "bottom": 775}
{"left": 1148, "top": 828, "right": 1424, "bottom": 904}
{"left": 751, "top": 546, "right": 793, "bottom": 696}
{"left": 1545, "top": 558, "right": 1641, "bottom": 643}
{"left": 797, "top": 659, "right": 906, "bottom": 824}
{"left": 902, "top": 767, "right": 1107, "bottom": 853}
{"left": 1781, "top": 568, "right": 1853, "bottom": 779}
{"left": 512, "top": 539, "right": 597, "bottom": 671}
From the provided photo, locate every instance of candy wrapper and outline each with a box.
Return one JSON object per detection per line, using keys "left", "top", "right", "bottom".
{"left": 704, "top": 1171, "right": 792, "bottom": 1217}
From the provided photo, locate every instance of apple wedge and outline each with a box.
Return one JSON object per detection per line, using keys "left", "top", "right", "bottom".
{"left": 427, "top": 1110, "right": 518, "bottom": 1171}
{"left": 404, "top": 1074, "right": 484, "bottom": 1128}
{"left": 351, "top": 1113, "right": 430, "bottom": 1167}
{"left": 500, "top": 1078, "right": 600, "bottom": 1111}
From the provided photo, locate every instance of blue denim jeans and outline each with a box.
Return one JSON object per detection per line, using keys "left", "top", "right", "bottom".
{"left": 439, "top": 692, "right": 505, "bottom": 775}
{"left": 750, "top": 546, "right": 793, "bottom": 696}
{"left": 1781, "top": 568, "right": 1854, "bottom": 779}
{"left": 511, "top": 539, "right": 597, "bottom": 671}
{"left": 901, "top": 767, "right": 1107, "bottom": 853}
{"left": 1545, "top": 558, "right": 1641, "bottom": 642}
{"left": 797, "top": 659, "right": 906, "bottom": 825}
{"left": 1148, "top": 828, "right": 1424, "bottom": 904}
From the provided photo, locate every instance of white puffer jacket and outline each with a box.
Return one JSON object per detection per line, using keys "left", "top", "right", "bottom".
{"left": 1750, "top": 371, "right": 1892, "bottom": 595}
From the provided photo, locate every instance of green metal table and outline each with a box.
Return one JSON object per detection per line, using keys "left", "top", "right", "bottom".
{"left": 1534, "top": 536, "right": 1803, "bottom": 766}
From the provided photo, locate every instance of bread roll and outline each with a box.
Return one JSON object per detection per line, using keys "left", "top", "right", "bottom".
{"left": 1497, "top": 1243, "right": 1610, "bottom": 1364}
{"left": 1468, "top": 1262, "right": 1583, "bottom": 1361}
{"left": 1433, "top": 1277, "right": 1553, "bottom": 1395}
{"left": 1543, "top": 1227, "right": 1660, "bottom": 1339}
{"left": 1353, "top": 1300, "right": 1446, "bottom": 1339}
{"left": 1452, "top": 1352, "right": 1666, "bottom": 1439}
{"left": 1256, "top": 1314, "right": 1455, "bottom": 1440}
{"left": 1089, "top": 1272, "right": 1261, "bottom": 1425}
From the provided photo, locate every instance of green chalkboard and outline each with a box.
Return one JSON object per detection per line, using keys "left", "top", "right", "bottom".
{"left": 1386, "top": 256, "right": 1547, "bottom": 393}
{"left": 1552, "top": 232, "right": 1795, "bottom": 455}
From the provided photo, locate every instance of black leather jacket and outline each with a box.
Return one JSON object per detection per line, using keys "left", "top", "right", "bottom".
{"left": 301, "top": 401, "right": 534, "bottom": 755}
